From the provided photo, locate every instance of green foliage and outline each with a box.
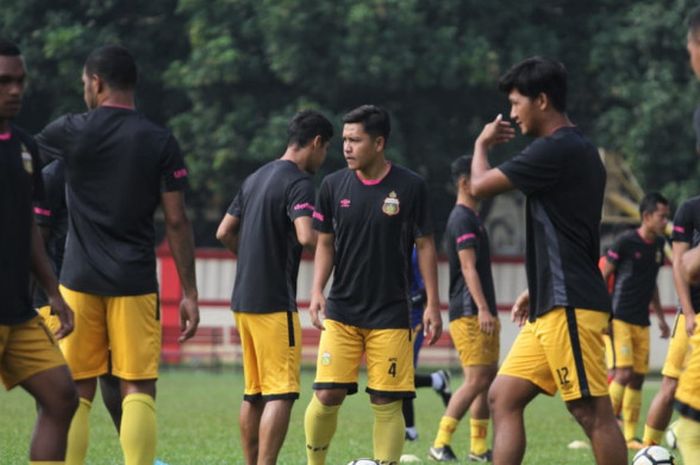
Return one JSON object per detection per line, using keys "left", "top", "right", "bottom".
{"left": 4, "top": 0, "right": 700, "bottom": 239}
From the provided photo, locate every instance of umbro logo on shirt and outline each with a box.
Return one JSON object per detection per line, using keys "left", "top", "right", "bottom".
{"left": 340, "top": 199, "right": 351, "bottom": 208}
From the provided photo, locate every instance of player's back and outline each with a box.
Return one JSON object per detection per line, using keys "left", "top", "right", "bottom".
{"left": 37, "top": 106, "right": 188, "bottom": 295}
{"left": 231, "top": 159, "right": 314, "bottom": 313}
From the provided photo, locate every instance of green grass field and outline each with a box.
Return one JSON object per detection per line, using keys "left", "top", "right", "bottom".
{"left": 0, "top": 369, "right": 682, "bottom": 464}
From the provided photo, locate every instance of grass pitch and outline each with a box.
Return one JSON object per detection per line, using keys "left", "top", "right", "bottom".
{"left": 0, "top": 369, "right": 681, "bottom": 464}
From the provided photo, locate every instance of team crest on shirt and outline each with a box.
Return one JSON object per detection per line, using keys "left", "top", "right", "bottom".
{"left": 382, "top": 191, "right": 400, "bottom": 216}
{"left": 21, "top": 144, "right": 33, "bottom": 174}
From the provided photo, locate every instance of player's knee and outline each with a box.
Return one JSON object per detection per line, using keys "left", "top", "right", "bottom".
{"left": 46, "top": 380, "right": 79, "bottom": 420}
{"left": 566, "top": 399, "right": 598, "bottom": 432}
{"left": 315, "top": 389, "right": 345, "bottom": 406}
{"left": 614, "top": 367, "right": 633, "bottom": 385}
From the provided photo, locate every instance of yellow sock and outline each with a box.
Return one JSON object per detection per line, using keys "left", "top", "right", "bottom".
{"left": 120, "top": 393, "right": 156, "bottom": 465}
{"left": 65, "top": 397, "right": 91, "bottom": 465}
{"left": 622, "top": 387, "right": 642, "bottom": 441}
{"left": 676, "top": 417, "right": 700, "bottom": 465}
{"left": 433, "top": 416, "right": 459, "bottom": 448}
{"left": 608, "top": 381, "right": 624, "bottom": 417}
{"left": 305, "top": 394, "right": 340, "bottom": 465}
{"left": 470, "top": 418, "right": 489, "bottom": 455}
{"left": 642, "top": 424, "right": 664, "bottom": 445}
{"left": 371, "top": 400, "right": 404, "bottom": 465}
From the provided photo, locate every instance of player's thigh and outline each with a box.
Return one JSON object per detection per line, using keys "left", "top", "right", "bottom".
{"left": 364, "top": 327, "right": 414, "bottom": 397}
{"left": 535, "top": 307, "right": 609, "bottom": 401}
{"left": 241, "top": 311, "right": 301, "bottom": 399}
{"left": 106, "top": 293, "right": 160, "bottom": 381}
{"left": 234, "top": 311, "right": 261, "bottom": 398}
{"left": 676, "top": 314, "right": 700, "bottom": 413}
{"left": 58, "top": 286, "right": 109, "bottom": 379}
{"left": 631, "top": 324, "right": 650, "bottom": 374}
{"left": 611, "top": 319, "right": 634, "bottom": 369}
{"left": 662, "top": 311, "right": 690, "bottom": 378}
{"left": 498, "top": 320, "right": 557, "bottom": 395}
{"left": 603, "top": 333, "right": 614, "bottom": 370}
{"left": 0, "top": 316, "right": 67, "bottom": 390}
{"left": 313, "top": 319, "right": 364, "bottom": 394}
{"left": 449, "top": 316, "right": 500, "bottom": 367}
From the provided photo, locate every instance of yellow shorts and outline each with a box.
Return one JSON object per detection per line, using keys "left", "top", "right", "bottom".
{"left": 499, "top": 307, "right": 609, "bottom": 401}
{"left": 234, "top": 311, "right": 301, "bottom": 400}
{"left": 662, "top": 311, "right": 692, "bottom": 379}
{"left": 676, "top": 314, "right": 700, "bottom": 417}
{"left": 0, "top": 316, "right": 67, "bottom": 389}
{"left": 59, "top": 286, "right": 160, "bottom": 381}
{"left": 607, "top": 319, "right": 649, "bottom": 374}
{"left": 37, "top": 305, "right": 60, "bottom": 334}
{"left": 449, "top": 316, "right": 500, "bottom": 367}
{"left": 313, "top": 319, "right": 414, "bottom": 398}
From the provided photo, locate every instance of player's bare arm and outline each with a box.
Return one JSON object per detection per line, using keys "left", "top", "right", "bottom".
{"left": 458, "top": 247, "right": 495, "bottom": 335}
{"left": 672, "top": 241, "right": 696, "bottom": 336}
{"left": 511, "top": 288, "right": 529, "bottom": 327}
{"left": 601, "top": 257, "right": 616, "bottom": 281}
{"left": 681, "top": 242, "right": 700, "bottom": 285}
{"left": 470, "top": 114, "right": 516, "bottom": 198}
{"left": 309, "top": 231, "right": 334, "bottom": 330}
{"left": 651, "top": 285, "right": 670, "bottom": 338}
{"left": 216, "top": 213, "right": 240, "bottom": 254}
{"left": 29, "top": 218, "right": 74, "bottom": 338}
{"left": 162, "top": 190, "right": 200, "bottom": 342}
{"left": 416, "top": 234, "right": 442, "bottom": 344}
{"left": 293, "top": 216, "right": 317, "bottom": 252}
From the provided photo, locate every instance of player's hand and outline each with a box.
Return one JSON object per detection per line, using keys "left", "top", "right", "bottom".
{"left": 686, "top": 313, "right": 697, "bottom": 338}
{"left": 658, "top": 319, "right": 670, "bottom": 339}
{"left": 476, "top": 114, "right": 516, "bottom": 149}
{"left": 478, "top": 308, "right": 496, "bottom": 335}
{"left": 511, "top": 290, "right": 529, "bottom": 327}
{"left": 423, "top": 303, "right": 442, "bottom": 345}
{"left": 178, "top": 295, "right": 200, "bottom": 342}
{"left": 309, "top": 291, "right": 326, "bottom": 330}
{"left": 49, "top": 292, "right": 74, "bottom": 339}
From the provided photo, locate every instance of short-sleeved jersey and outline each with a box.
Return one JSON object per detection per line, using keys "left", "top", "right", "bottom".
{"left": 229, "top": 159, "right": 315, "bottom": 313}
{"left": 606, "top": 229, "right": 665, "bottom": 326}
{"left": 32, "top": 160, "right": 67, "bottom": 308}
{"left": 671, "top": 196, "right": 700, "bottom": 313}
{"left": 445, "top": 204, "right": 497, "bottom": 321}
{"left": 499, "top": 127, "right": 611, "bottom": 321}
{"left": 313, "top": 164, "right": 433, "bottom": 329}
{"left": 36, "top": 106, "right": 189, "bottom": 296}
{"left": 0, "top": 126, "right": 44, "bottom": 325}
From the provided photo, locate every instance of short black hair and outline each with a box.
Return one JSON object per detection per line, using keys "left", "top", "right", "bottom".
{"left": 689, "top": 6, "right": 700, "bottom": 35}
{"left": 84, "top": 45, "right": 137, "bottom": 90}
{"left": 342, "top": 105, "right": 391, "bottom": 141}
{"left": 287, "top": 110, "right": 334, "bottom": 147}
{"left": 451, "top": 155, "right": 473, "bottom": 184}
{"left": 639, "top": 192, "right": 668, "bottom": 218}
{"left": 498, "top": 57, "right": 568, "bottom": 112}
{"left": 0, "top": 40, "right": 21, "bottom": 57}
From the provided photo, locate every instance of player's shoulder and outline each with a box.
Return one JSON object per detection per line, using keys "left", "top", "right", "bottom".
{"left": 10, "top": 123, "right": 35, "bottom": 144}
{"left": 390, "top": 163, "right": 424, "bottom": 184}
{"left": 679, "top": 195, "right": 700, "bottom": 212}
{"left": 321, "top": 167, "right": 353, "bottom": 186}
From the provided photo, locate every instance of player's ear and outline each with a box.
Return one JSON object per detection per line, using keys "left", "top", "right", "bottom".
{"left": 373, "top": 135, "right": 385, "bottom": 152}
{"left": 536, "top": 92, "right": 548, "bottom": 111}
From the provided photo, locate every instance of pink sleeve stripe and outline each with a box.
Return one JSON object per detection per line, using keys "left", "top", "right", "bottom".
{"left": 313, "top": 211, "right": 325, "bottom": 221}
{"left": 293, "top": 202, "right": 315, "bottom": 211}
{"left": 456, "top": 233, "right": 476, "bottom": 244}
{"left": 674, "top": 225, "right": 685, "bottom": 233}
{"left": 607, "top": 250, "right": 619, "bottom": 260}
{"left": 173, "top": 168, "right": 188, "bottom": 179}
{"left": 34, "top": 207, "right": 52, "bottom": 217}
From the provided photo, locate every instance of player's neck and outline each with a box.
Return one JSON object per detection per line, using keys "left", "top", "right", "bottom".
{"left": 637, "top": 226, "right": 656, "bottom": 243}
{"left": 356, "top": 155, "right": 389, "bottom": 181}
{"left": 99, "top": 92, "right": 135, "bottom": 110}
{"left": 280, "top": 148, "right": 306, "bottom": 172}
{"left": 456, "top": 189, "right": 477, "bottom": 210}
{"left": 538, "top": 114, "right": 573, "bottom": 137}
{"left": 0, "top": 118, "right": 9, "bottom": 134}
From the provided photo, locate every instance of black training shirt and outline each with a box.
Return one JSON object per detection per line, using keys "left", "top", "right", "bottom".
{"left": 671, "top": 196, "right": 700, "bottom": 314}
{"left": 606, "top": 229, "right": 665, "bottom": 326}
{"left": 229, "top": 159, "right": 315, "bottom": 313}
{"left": 32, "top": 160, "right": 68, "bottom": 308}
{"left": 314, "top": 164, "right": 433, "bottom": 329}
{"left": 36, "top": 106, "right": 189, "bottom": 296}
{"left": 0, "top": 126, "right": 44, "bottom": 325}
{"left": 499, "top": 127, "right": 612, "bottom": 321}
{"left": 445, "top": 204, "right": 497, "bottom": 321}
